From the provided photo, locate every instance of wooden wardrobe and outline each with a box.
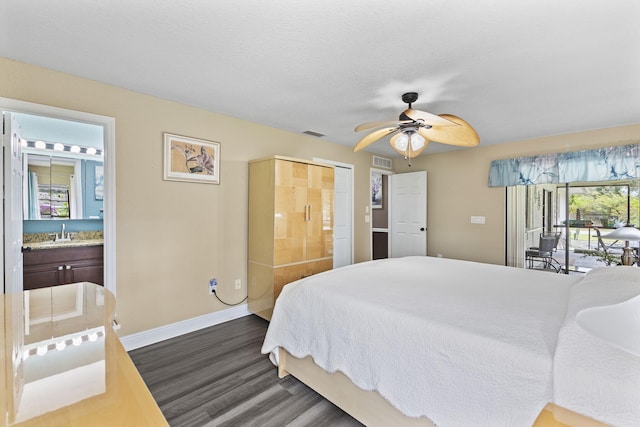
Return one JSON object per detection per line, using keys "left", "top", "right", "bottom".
{"left": 248, "top": 156, "right": 334, "bottom": 320}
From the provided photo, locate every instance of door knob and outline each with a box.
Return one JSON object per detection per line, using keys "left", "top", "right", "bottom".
{"left": 420, "top": 227, "right": 425, "bottom": 231}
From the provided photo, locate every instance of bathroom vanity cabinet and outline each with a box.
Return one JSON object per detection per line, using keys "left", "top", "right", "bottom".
{"left": 23, "top": 245, "right": 104, "bottom": 290}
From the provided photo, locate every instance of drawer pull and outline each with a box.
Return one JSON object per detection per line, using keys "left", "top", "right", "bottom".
{"left": 58, "top": 266, "right": 64, "bottom": 271}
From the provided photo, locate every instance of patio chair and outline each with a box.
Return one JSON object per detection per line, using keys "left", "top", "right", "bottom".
{"left": 526, "top": 233, "right": 562, "bottom": 272}
{"left": 592, "top": 227, "right": 624, "bottom": 265}
{"left": 527, "top": 232, "right": 561, "bottom": 254}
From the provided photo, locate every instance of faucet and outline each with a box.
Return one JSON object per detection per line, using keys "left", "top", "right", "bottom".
{"left": 57, "top": 223, "right": 71, "bottom": 242}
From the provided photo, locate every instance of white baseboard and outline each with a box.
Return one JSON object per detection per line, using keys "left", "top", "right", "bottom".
{"left": 120, "top": 304, "right": 252, "bottom": 351}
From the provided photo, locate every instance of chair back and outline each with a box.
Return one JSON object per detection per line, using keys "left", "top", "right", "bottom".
{"left": 538, "top": 235, "right": 556, "bottom": 256}
{"left": 593, "top": 227, "right": 611, "bottom": 254}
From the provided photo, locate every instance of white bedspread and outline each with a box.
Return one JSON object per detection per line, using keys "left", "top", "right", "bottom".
{"left": 261, "top": 256, "right": 579, "bottom": 427}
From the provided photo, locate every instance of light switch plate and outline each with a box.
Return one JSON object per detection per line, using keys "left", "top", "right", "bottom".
{"left": 470, "top": 216, "right": 486, "bottom": 224}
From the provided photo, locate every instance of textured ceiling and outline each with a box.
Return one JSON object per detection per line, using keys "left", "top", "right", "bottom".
{"left": 1, "top": 1, "right": 638, "bottom": 157}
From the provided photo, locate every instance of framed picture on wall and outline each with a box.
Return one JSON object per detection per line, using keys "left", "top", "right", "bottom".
{"left": 371, "top": 171, "right": 383, "bottom": 209}
{"left": 163, "top": 133, "right": 220, "bottom": 184}
{"left": 95, "top": 165, "right": 104, "bottom": 200}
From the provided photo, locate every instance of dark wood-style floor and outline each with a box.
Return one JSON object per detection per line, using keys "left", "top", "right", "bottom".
{"left": 129, "top": 315, "right": 363, "bottom": 427}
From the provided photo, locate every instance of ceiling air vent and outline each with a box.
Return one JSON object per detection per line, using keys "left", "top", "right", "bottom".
{"left": 302, "top": 130, "right": 325, "bottom": 138}
{"left": 372, "top": 155, "right": 392, "bottom": 169}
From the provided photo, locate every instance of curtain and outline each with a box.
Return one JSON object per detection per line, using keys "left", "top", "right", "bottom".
{"left": 505, "top": 186, "right": 527, "bottom": 267}
{"left": 488, "top": 143, "right": 640, "bottom": 187}
{"left": 27, "top": 171, "right": 41, "bottom": 219}
{"left": 69, "top": 172, "right": 82, "bottom": 219}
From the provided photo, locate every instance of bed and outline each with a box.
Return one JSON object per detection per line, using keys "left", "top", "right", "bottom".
{"left": 261, "top": 256, "right": 640, "bottom": 427}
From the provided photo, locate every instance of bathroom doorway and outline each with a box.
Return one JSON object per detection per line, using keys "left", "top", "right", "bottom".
{"left": 1, "top": 98, "right": 116, "bottom": 294}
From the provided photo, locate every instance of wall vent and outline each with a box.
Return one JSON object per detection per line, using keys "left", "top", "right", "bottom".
{"left": 372, "top": 155, "right": 392, "bottom": 169}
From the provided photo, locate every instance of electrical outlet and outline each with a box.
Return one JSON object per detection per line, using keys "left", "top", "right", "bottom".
{"left": 234, "top": 279, "right": 242, "bottom": 290}
{"left": 209, "top": 278, "right": 217, "bottom": 294}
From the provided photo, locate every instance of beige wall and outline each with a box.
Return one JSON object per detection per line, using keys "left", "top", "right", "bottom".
{"left": 0, "top": 57, "right": 376, "bottom": 335}
{"left": 2, "top": 56, "right": 639, "bottom": 335}
{"left": 397, "top": 125, "right": 640, "bottom": 265}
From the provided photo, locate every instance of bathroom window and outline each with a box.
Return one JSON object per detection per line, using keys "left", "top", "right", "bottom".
{"left": 38, "top": 183, "right": 70, "bottom": 219}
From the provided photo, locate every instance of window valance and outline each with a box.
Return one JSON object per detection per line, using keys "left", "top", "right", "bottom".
{"left": 488, "top": 143, "right": 640, "bottom": 187}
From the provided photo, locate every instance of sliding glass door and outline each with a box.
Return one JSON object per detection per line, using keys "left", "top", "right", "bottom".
{"left": 509, "top": 179, "right": 640, "bottom": 273}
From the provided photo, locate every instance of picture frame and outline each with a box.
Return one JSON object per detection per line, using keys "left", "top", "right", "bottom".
{"left": 94, "top": 165, "right": 104, "bottom": 200}
{"left": 163, "top": 133, "right": 220, "bottom": 184}
{"left": 371, "top": 171, "right": 383, "bottom": 209}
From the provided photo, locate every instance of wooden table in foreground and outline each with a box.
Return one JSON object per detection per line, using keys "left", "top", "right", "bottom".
{"left": 533, "top": 403, "right": 611, "bottom": 427}
{"left": 1, "top": 282, "right": 168, "bottom": 427}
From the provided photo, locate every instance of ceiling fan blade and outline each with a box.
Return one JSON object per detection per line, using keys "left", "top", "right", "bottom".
{"left": 355, "top": 120, "right": 411, "bottom": 132}
{"left": 404, "top": 109, "right": 459, "bottom": 127}
{"left": 426, "top": 114, "right": 480, "bottom": 147}
{"left": 353, "top": 127, "right": 399, "bottom": 152}
{"left": 417, "top": 126, "right": 436, "bottom": 141}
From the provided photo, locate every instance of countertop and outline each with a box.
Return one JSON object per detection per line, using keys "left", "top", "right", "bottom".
{"left": 0, "top": 283, "right": 168, "bottom": 426}
{"left": 26, "top": 239, "right": 104, "bottom": 250}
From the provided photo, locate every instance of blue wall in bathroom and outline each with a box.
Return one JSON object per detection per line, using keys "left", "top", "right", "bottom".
{"left": 24, "top": 219, "right": 103, "bottom": 234}
{"left": 82, "top": 160, "right": 104, "bottom": 219}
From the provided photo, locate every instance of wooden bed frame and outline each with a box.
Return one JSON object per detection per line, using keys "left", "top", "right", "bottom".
{"left": 278, "top": 348, "right": 436, "bottom": 427}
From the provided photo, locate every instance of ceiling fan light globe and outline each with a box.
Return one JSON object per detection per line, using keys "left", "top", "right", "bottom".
{"left": 410, "top": 133, "right": 425, "bottom": 150}
{"left": 394, "top": 133, "right": 409, "bottom": 151}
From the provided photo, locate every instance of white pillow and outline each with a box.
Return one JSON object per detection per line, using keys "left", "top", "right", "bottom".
{"left": 553, "top": 266, "right": 640, "bottom": 427}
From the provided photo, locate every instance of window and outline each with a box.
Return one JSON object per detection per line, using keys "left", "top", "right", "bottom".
{"left": 555, "top": 183, "right": 638, "bottom": 256}
{"left": 559, "top": 184, "right": 637, "bottom": 229}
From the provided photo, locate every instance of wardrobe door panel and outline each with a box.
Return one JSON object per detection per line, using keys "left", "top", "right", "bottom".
{"left": 274, "top": 160, "right": 307, "bottom": 265}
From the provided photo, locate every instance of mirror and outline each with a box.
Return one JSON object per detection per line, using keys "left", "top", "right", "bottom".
{"left": 16, "top": 112, "right": 105, "bottom": 221}
{"left": 24, "top": 153, "right": 104, "bottom": 220}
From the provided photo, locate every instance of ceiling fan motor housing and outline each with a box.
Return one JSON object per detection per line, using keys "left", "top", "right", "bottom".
{"left": 401, "top": 92, "right": 419, "bottom": 105}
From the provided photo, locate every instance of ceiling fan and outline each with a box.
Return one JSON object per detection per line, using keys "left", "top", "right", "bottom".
{"left": 353, "top": 92, "right": 480, "bottom": 160}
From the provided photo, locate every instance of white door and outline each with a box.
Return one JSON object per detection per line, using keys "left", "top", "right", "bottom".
{"left": 333, "top": 165, "right": 353, "bottom": 268}
{"left": 314, "top": 158, "right": 354, "bottom": 269}
{"left": 390, "top": 171, "right": 427, "bottom": 257}
{"left": 3, "top": 112, "right": 24, "bottom": 293}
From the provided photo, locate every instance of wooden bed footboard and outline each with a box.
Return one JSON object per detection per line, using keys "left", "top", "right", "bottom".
{"left": 278, "top": 348, "right": 437, "bottom": 427}
{"left": 277, "top": 349, "right": 612, "bottom": 427}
